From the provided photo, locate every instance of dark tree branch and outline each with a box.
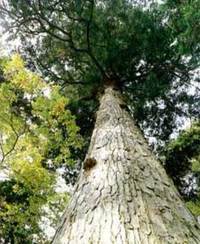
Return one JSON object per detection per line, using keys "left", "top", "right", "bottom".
{"left": 85, "top": 0, "right": 108, "bottom": 79}
{"left": 0, "top": 119, "right": 27, "bottom": 165}
{"left": 1, "top": 0, "right": 109, "bottom": 80}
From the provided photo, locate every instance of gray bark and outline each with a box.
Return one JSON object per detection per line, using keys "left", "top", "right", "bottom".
{"left": 52, "top": 87, "right": 200, "bottom": 244}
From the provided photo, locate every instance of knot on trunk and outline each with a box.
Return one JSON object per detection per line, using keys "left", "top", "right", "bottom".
{"left": 83, "top": 157, "right": 97, "bottom": 171}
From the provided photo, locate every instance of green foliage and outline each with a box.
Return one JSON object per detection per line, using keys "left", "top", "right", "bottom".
{"left": 164, "top": 121, "right": 200, "bottom": 216}
{"left": 186, "top": 200, "right": 200, "bottom": 217}
{"left": 0, "top": 54, "right": 82, "bottom": 243}
{"left": 164, "top": 0, "right": 200, "bottom": 62}
{"left": 165, "top": 121, "right": 200, "bottom": 183}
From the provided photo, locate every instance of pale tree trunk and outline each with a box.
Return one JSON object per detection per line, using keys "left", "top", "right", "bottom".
{"left": 52, "top": 86, "right": 200, "bottom": 244}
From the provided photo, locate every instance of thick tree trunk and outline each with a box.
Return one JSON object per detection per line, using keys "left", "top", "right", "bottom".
{"left": 52, "top": 87, "right": 200, "bottom": 244}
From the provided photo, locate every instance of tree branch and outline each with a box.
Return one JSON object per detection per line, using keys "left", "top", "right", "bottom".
{"left": 85, "top": 0, "right": 108, "bottom": 79}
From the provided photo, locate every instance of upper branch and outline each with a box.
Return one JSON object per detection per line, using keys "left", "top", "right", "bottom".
{"left": 1, "top": 0, "right": 108, "bottom": 79}
{"left": 85, "top": 0, "right": 108, "bottom": 79}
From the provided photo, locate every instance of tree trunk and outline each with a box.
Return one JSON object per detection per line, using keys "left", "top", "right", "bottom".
{"left": 52, "top": 86, "right": 200, "bottom": 244}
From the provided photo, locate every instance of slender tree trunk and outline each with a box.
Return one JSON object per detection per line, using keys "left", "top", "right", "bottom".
{"left": 52, "top": 86, "right": 200, "bottom": 244}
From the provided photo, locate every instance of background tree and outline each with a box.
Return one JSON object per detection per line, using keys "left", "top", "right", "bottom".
{"left": 164, "top": 121, "right": 200, "bottom": 216}
{"left": 0, "top": 54, "right": 82, "bottom": 243}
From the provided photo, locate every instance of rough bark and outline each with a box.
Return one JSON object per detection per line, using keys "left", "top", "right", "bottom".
{"left": 52, "top": 87, "right": 200, "bottom": 244}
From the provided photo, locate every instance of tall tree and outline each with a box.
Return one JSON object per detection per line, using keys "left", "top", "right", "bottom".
{"left": 1, "top": 0, "right": 200, "bottom": 243}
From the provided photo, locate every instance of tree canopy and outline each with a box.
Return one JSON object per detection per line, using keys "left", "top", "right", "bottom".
{"left": 0, "top": 0, "right": 199, "bottom": 147}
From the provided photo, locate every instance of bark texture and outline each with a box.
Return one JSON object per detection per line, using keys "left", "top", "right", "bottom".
{"left": 52, "top": 87, "right": 200, "bottom": 244}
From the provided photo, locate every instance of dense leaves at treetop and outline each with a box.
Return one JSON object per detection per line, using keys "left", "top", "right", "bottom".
{"left": 0, "top": 0, "right": 199, "bottom": 147}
